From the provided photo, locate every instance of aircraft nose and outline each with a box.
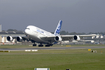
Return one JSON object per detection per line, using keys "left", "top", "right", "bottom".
{"left": 25, "top": 29, "right": 29, "bottom": 34}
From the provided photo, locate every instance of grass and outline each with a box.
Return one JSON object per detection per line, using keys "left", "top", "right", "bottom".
{"left": 0, "top": 44, "right": 105, "bottom": 48}
{"left": 0, "top": 46, "right": 105, "bottom": 70}
{"left": 70, "top": 44, "right": 105, "bottom": 47}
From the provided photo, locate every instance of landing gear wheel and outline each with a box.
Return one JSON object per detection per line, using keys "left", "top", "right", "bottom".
{"left": 45, "top": 44, "right": 53, "bottom": 47}
{"left": 33, "top": 44, "right": 36, "bottom": 46}
{"left": 45, "top": 45, "right": 50, "bottom": 47}
{"left": 38, "top": 45, "right": 43, "bottom": 47}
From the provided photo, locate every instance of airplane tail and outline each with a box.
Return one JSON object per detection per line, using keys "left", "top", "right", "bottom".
{"left": 54, "top": 20, "right": 62, "bottom": 36}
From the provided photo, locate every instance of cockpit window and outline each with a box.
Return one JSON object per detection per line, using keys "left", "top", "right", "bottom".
{"left": 26, "top": 28, "right": 30, "bottom": 30}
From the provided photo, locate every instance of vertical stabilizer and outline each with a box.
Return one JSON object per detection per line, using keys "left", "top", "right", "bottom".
{"left": 54, "top": 20, "right": 62, "bottom": 36}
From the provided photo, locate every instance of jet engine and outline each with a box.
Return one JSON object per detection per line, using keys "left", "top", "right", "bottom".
{"left": 7, "top": 36, "right": 13, "bottom": 41}
{"left": 17, "top": 36, "right": 23, "bottom": 42}
{"left": 74, "top": 35, "right": 80, "bottom": 41}
{"left": 54, "top": 36, "right": 62, "bottom": 42}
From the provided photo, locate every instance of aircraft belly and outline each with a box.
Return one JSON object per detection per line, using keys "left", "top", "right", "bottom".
{"left": 29, "top": 35, "right": 49, "bottom": 43}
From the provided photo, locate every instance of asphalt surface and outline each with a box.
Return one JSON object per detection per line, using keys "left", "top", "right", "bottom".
{"left": 0, "top": 46, "right": 105, "bottom": 51}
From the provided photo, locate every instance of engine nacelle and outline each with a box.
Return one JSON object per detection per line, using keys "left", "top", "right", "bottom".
{"left": 17, "top": 36, "right": 23, "bottom": 42}
{"left": 74, "top": 35, "right": 80, "bottom": 41}
{"left": 54, "top": 36, "right": 62, "bottom": 42}
{"left": 7, "top": 36, "right": 13, "bottom": 41}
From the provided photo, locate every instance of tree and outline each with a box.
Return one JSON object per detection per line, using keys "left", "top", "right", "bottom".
{"left": 7, "top": 29, "right": 18, "bottom": 31}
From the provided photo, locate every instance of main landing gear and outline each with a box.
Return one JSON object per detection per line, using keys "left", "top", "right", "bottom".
{"left": 32, "top": 40, "right": 37, "bottom": 46}
{"left": 32, "top": 43, "right": 44, "bottom": 47}
{"left": 32, "top": 43, "right": 53, "bottom": 47}
{"left": 38, "top": 44, "right": 44, "bottom": 47}
{"left": 33, "top": 44, "right": 37, "bottom": 46}
{"left": 45, "top": 44, "right": 53, "bottom": 47}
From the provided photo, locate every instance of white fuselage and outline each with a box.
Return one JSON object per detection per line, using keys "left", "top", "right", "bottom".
{"left": 25, "top": 25, "right": 55, "bottom": 43}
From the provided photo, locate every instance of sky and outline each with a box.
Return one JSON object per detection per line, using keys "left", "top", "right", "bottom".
{"left": 0, "top": 0, "right": 105, "bottom": 33}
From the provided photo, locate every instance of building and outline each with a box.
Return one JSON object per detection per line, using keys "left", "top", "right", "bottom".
{"left": 0, "top": 24, "right": 2, "bottom": 32}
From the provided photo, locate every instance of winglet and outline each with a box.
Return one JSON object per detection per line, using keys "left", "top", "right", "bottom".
{"left": 54, "top": 20, "right": 62, "bottom": 36}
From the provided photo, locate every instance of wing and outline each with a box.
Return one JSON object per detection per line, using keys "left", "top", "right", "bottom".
{"left": 77, "top": 34, "right": 96, "bottom": 39}
{"left": 41, "top": 36, "right": 56, "bottom": 43}
{"left": 40, "top": 35, "right": 74, "bottom": 43}
{"left": 61, "top": 34, "right": 96, "bottom": 41}
{"left": 7, "top": 35, "right": 28, "bottom": 42}
{"left": 61, "top": 35, "right": 74, "bottom": 41}
{"left": 41, "top": 34, "right": 96, "bottom": 43}
{"left": 17, "top": 36, "right": 28, "bottom": 42}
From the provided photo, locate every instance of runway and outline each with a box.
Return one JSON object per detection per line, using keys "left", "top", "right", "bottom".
{"left": 0, "top": 46, "right": 105, "bottom": 51}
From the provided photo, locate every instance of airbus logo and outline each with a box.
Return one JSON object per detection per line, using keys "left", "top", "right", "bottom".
{"left": 56, "top": 23, "right": 62, "bottom": 34}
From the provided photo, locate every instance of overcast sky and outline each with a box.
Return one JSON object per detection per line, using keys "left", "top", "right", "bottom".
{"left": 0, "top": 0, "right": 105, "bottom": 33}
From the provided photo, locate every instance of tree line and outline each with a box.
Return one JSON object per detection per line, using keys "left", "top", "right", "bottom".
{"left": 3, "top": 29, "right": 105, "bottom": 35}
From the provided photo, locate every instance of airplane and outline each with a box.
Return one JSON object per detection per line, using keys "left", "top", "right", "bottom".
{"left": 7, "top": 20, "right": 96, "bottom": 47}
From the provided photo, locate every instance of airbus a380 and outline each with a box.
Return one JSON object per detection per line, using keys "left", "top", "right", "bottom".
{"left": 7, "top": 20, "right": 96, "bottom": 47}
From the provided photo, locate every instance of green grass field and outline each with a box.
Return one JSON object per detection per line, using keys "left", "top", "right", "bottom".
{"left": 0, "top": 45, "right": 105, "bottom": 70}
{"left": 0, "top": 44, "right": 105, "bottom": 48}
